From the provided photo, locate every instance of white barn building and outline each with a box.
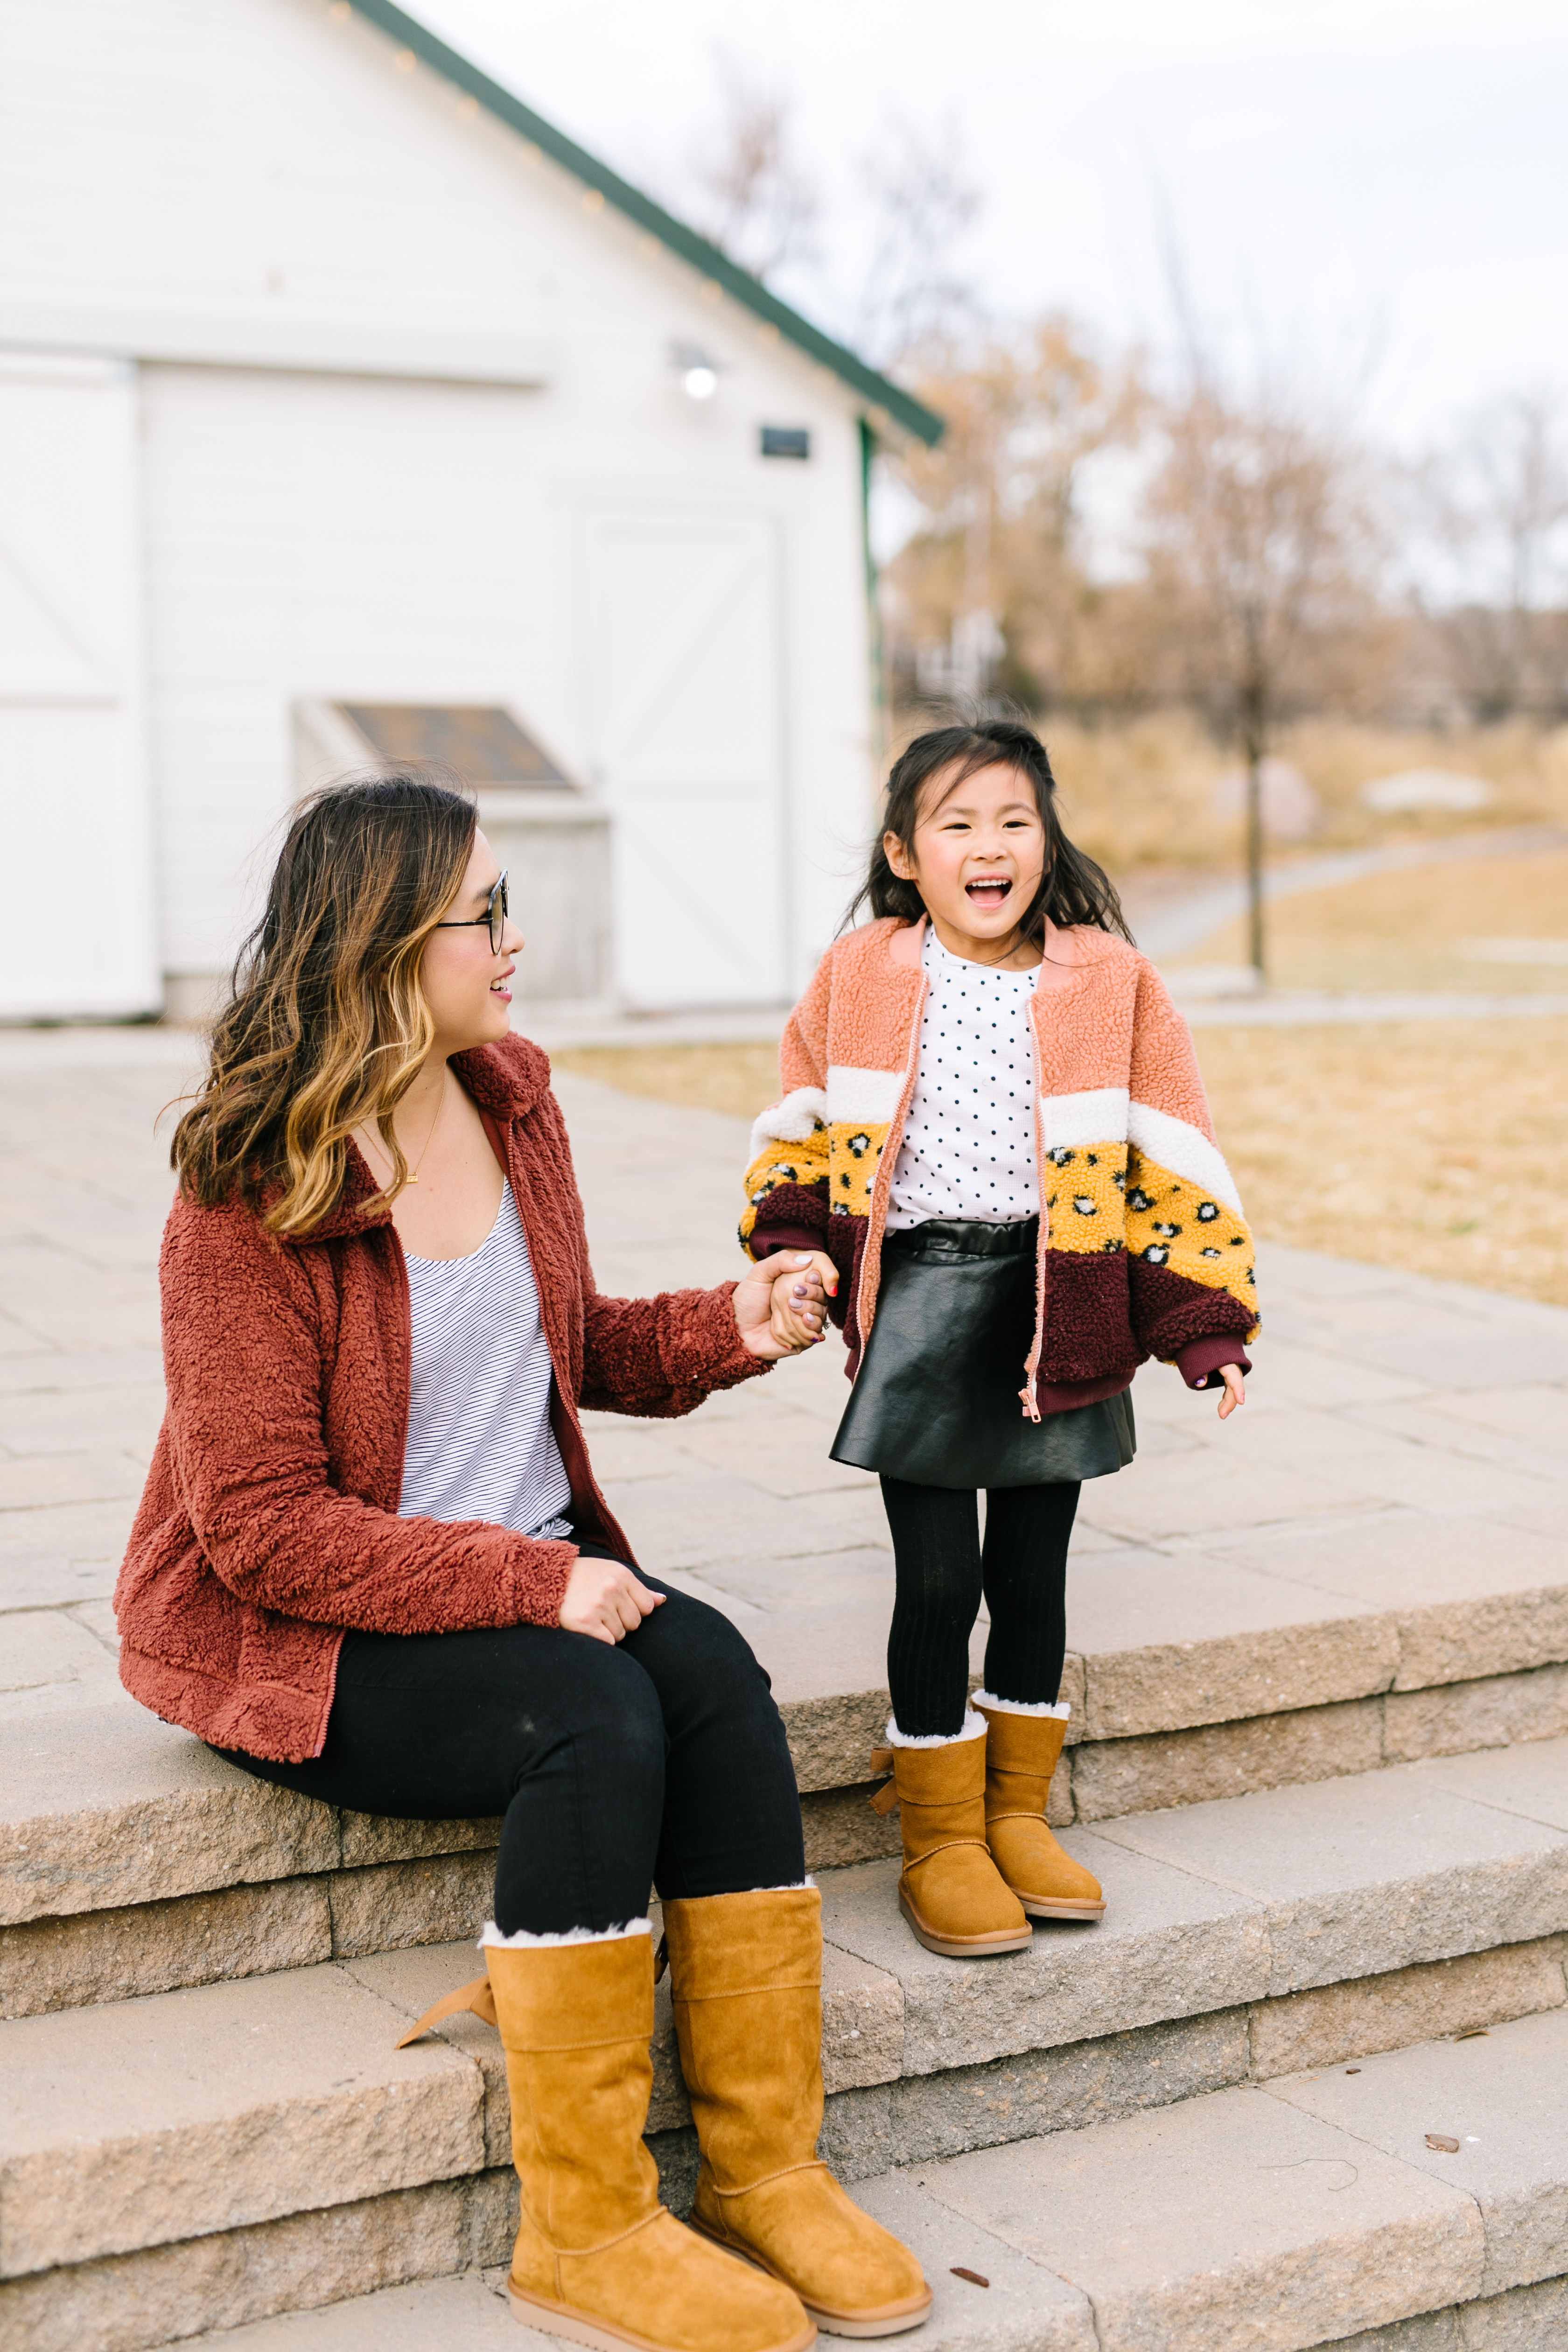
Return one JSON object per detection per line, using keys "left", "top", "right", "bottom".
{"left": 0, "top": 0, "right": 938, "bottom": 1023}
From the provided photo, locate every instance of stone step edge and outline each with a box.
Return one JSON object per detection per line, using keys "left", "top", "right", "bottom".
{"left": 10, "top": 2017, "right": 1568, "bottom": 2352}
{"left": 7, "top": 1824, "right": 1568, "bottom": 2284}
{"left": 164, "top": 2255, "right": 1568, "bottom": 2352}
{"left": 10, "top": 1724, "right": 1568, "bottom": 2036}
{"left": 11, "top": 1648, "right": 1568, "bottom": 1937}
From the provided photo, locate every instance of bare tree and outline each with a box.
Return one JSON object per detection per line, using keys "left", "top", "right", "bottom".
{"left": 885, "top": 318, "right": 1144, "bottom": 706}
{"left": 683, "top": 53, "right": 819, "bottom": 284}
{"left": 1141, "top": 386, "right": 1385, "bottom": 974}
{"left": 1421, "top": 392, "right": 1568, "bottom": 719}
{"left": 853, "top": 119, "right": 982, "bottom": 370}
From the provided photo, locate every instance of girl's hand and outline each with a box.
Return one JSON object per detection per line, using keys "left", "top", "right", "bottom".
{"left": 558, "top": 1555, "right": 664, "bottom": 1644}
{"left": 1215, "top": 1364, "right": 1246, "bottom": 1420}
{"left": 735, "top": 1250, "right": 838, "bottom": 1359}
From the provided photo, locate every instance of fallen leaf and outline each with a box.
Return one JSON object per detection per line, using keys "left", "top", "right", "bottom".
{"left": 951, "top": 2267, "right": 990, "bottom": 2289}
{"left": 1426, "top": 2135, "right": 1461, "bottom": 2153}
{"left": 1455, "top": 2028, "right": 1490, "bottom": 2041}
{"left": 1344, "top": 2067, "right": 1361, "bottom": 2075}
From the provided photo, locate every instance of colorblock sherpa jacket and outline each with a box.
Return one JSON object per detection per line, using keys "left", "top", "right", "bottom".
{"left": 116, "top": 1033, "right": 769, "bottom": 1764}
{"left": 741, "top": 917, "right": 1258, "bottom": 1415}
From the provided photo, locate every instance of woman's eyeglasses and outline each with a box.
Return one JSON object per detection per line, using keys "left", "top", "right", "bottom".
{"left": 433, "top": 871, "right": 508, "bottom": 954}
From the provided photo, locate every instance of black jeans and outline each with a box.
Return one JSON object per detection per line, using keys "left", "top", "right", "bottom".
{"left": 881, "top": 1477, "right": 1080, "bottom": 1737}
{"left": 217, "top": 1556, "right": 805, "bottom": 1936}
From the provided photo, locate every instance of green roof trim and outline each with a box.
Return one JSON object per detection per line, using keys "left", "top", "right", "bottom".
{"left": 345, "top": 0, "right": 944, "bottom": 448}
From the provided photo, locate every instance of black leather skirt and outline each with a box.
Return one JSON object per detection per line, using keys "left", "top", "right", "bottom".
{"left": 829, "top": 1216, "right": 1135, "bottom": 1491}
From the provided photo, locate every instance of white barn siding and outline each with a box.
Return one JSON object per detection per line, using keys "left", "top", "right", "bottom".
{"left": 0, "top": 0, "right": 884, "bottom": 1013}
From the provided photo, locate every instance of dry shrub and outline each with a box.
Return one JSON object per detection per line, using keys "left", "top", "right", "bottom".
{"left": 1034, "top": 713, "right": 1568, "bottom": 878}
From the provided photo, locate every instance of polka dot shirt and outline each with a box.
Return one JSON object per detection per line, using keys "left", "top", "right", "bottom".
{"left": 886, "top": 928, "right": 1041, "bottom": 1231}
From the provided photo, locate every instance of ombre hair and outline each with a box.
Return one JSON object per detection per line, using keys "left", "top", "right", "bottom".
{"left": 847, "top": 718, "right": 1134, "bottom": 946}
{"left": 173, "top": 770, "right": 477, "bottom": 1237}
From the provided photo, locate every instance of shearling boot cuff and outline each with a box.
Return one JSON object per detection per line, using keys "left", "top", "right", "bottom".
{"left": 885, "top": 1708, "right": 986, "bottom": 1748}
{"left": 974, "top": 1692, "right": 1071, "bottom": 1720}
{"left": 480, "top": 1918, "right": 652, "bottom": 1950}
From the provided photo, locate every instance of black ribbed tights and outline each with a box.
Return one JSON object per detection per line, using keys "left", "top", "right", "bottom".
{"left": 881, "top": 1476, "right": 1079, "bottom": 1737}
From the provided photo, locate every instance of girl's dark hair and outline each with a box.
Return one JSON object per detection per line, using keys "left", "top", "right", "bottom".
{"left": 172, "top": 768, "right": 477, "bottom": 1235}
{"left": 847, "top": 719, "right": 1133, "bottom": 947}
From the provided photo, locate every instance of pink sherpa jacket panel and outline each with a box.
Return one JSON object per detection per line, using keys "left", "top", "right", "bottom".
{"left": 740, "top": 917, "right": 1258, "bottom": 1414}
{"left": 117, "top": 1033, "right": 769, "bottom": 1763}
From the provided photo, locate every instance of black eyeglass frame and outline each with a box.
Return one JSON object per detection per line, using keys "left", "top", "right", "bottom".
{"left": 433, "top": 871, "right": 509, "bottom": 954}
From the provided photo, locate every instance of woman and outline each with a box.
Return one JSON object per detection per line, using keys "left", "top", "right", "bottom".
{"left": 116, "top": 772, "right": 930, "bottom": 2352}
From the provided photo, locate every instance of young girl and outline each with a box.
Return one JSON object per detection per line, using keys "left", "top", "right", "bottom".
{"left": 743, "top": 720, "right": 1258, "bottom": 1960}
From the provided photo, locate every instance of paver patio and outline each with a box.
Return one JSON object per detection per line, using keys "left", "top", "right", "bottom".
{"left": 2, "top": 1023, "right": 1565, "bottom": 1739}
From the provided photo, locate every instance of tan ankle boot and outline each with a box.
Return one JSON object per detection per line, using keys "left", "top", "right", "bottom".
{"left": 868, "top": 1715, "right": 1032, "bottom": 1958}
{"left": 973, "top": 1695, "right": 1105, "bottom": 1922}
{"left": 662, "top": 1887, "right": 931, "bottom": 2340}
{"left": 399, "top": 1931, "right": 813, "bottom": 2352}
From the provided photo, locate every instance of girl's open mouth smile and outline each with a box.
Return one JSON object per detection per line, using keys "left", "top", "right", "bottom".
{"left": 965, "top": 877, "right": 1013, "bottom": 908}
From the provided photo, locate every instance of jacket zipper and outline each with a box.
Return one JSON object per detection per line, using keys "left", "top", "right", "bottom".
{"left": 1018, "top": 987, "right": 1049, "bottom": 1422}
{"left": 852, "top": 966, "right": 930, "bottom": 1366}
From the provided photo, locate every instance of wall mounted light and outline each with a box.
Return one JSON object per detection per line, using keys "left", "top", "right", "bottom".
{"left": 670, "top": 342, "right": 720, "bottom": 401}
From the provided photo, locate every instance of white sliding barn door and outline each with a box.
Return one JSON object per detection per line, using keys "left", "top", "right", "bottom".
{"left": 0, "top": 357, "right": 157, "bottom": 1020}
{"left": 581, "top": 507, "right": 786, "bottom": 1009}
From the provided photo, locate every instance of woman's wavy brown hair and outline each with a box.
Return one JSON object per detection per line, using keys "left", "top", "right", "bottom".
{"left": 173, "top": 770, "right": 477, "bottom": 1236}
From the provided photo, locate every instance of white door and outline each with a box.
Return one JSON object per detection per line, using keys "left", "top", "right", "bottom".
{"left": 581, "top": 506, "right": 785, "bottom": 1009}
{"left": 0, "top": 356, "right": 158, "bottom": 1020}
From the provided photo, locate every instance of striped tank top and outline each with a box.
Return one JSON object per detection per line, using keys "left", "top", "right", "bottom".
{"left": 398, "top": 1183, "right": 573, "bottom": 1540}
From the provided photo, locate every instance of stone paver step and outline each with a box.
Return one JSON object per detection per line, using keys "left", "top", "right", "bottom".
{"left": 12, "top": 1505, "right": 1568, "bottom": 2020}
{"left": 8, "top": 1736, "right": 1568, "bottom": 2336}
{"left": 21, "top": 2016, "right": 1568, "bottom": 2352}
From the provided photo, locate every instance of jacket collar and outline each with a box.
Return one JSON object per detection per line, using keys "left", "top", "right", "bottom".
{"left": 884, "top": 913, "right": 1117, "bottom": 983}
{"left": 280, "top": 1033, "right": 553, "bottom": 1244}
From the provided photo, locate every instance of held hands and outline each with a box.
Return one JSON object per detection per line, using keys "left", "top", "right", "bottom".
{"left": 557, "top": 1554, "right": 664, "bottom": 1645}
{"left": 733, "top": 1250, "right": 839, "bottom": 1360}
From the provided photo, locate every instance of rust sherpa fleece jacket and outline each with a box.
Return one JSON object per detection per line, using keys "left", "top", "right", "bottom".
{"left": 741, "top": 916, "right": 1259, "bottom": 1415}
{"left": 116, "top": 1033, "right": 769, "bottom": 1763}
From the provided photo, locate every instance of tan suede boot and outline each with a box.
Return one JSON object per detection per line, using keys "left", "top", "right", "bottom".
{"left": 662, "top": 1887, "right": 931, "bottom": 2339}
{"left": 868, "top": 1715, "right": 1032, "bottom": 1958}
{"left": 399, "top": 1932, "right": 813, "bottom": 2352}
{"left": 973, "top": 1695, "right": 1105, "bottom": 1922}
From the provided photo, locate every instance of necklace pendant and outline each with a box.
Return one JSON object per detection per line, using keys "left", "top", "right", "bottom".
{"left": 406, "top": 1174, "right": 419, "bottom": 1184}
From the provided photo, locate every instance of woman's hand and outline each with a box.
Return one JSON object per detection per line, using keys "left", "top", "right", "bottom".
{"left": 1215, "top": 1363, "right": 1246, "bottom": 1420}
{"left": 558, "top": 1555, "right": 664, "bottom": 1644}
{"left": 734, "top": 1251, "right": 838, "bottom": 1360}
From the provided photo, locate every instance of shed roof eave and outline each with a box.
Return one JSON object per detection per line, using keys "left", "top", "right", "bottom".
{"left": 344, "top": 0, "right": 945, "bottom": 449}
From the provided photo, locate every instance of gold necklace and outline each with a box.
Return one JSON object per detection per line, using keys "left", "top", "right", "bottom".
{"left": 404, "top": 1072, "right": 450, "bottom": 1185}
{"left": 372, "top": 1071, "right": 449, "bottom": 1188}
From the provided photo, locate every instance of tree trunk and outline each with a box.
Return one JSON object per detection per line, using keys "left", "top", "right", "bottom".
{"left": 1245, "top": 744, "right": 1266, "bottom": 980}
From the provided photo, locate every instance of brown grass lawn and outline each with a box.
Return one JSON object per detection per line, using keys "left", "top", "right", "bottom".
{"left": 554, "top": 1021, "right": 1568, "bottom": 1310}
{"left": 1176, "top": 850, "right": 1568, "bottom": 993}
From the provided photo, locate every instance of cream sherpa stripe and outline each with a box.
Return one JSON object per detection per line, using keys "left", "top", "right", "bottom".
{"left": 886, "top": 1708, "right": 986, "bottom": 1749}
{"left": 974, "top": 1691, "right": 1071, "bottom": 1720}
{"left": 480, "top": 1918, "right": 652, "bottom": 1950}
{"left": 748, "top": 1087, "right": 828, "bottom": 1165}
{"left": 826, "top": 1064, "right": 907, "bottom": 1126}
{"left": 1127, "top": 1099, "right": 1244, "bottom": 1214}
{"left": 1041, "top": 1086, "right": 1129, "bottom": 1153}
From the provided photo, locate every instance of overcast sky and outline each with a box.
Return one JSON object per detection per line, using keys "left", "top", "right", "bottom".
{"left": 416, "top": 0, "right": 1565, "bottom": 455}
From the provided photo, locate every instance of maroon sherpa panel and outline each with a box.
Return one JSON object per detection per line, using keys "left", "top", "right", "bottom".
{"left": 1130, "top": 1259, "right": 1255, "bottom": 1364}
{"left": 839, "top": 1219, "right": 869, "bottom": 1372}
{"left": 117, "top": 1032, "right": 771, "bottom": 1765}
{"left": 1036, "top": 1249, "right": 1144, "bottom": 1387}
{"left": 749, "top": 1179, "right": 829, "bottom": 1252}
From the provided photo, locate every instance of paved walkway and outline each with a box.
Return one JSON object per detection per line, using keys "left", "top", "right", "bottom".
{"left": 3, "top": 1025, "right": 1567, "bottom": 1736}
